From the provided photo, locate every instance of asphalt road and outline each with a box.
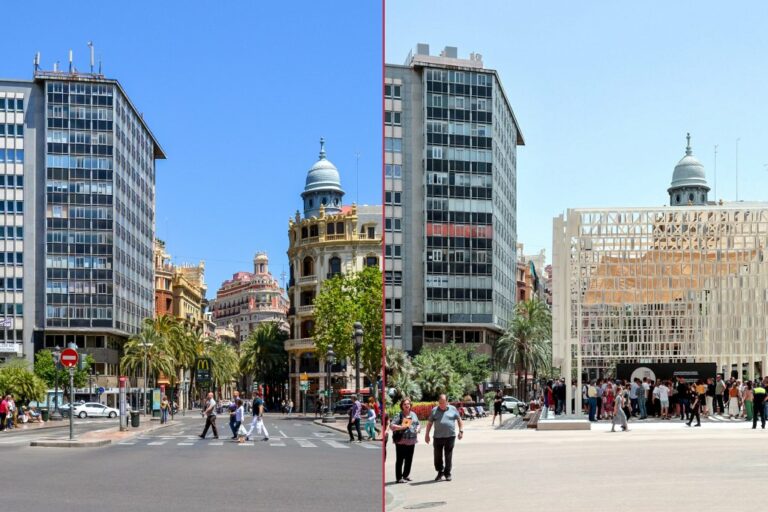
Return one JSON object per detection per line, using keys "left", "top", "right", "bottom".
{"left": 2, "top": 414, "right": 381, "bottom": 512}
{"left": 0, "top": 417, "right": 120, "bottom": 446}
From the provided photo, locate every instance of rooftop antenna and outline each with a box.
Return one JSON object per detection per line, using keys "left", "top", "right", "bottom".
{"left": 53, "top": 61, "right": 59, "bottom": 72}
{"left": 87, "top": 41, "right": 94, "bottom": 73}
{"left": 33, "top": 52, "right": 40, "bottom": 73}
{"left": 98, "top": 59, "right": 102, "bottom": 75}
{"left": 68, "top": 49, "right": 73, "bottom": 73}
{"left": 713, "top": 144, "right": 718, "bottom": 201}
{"left": 736, "top": 137, "right": 740, "bottom": 201}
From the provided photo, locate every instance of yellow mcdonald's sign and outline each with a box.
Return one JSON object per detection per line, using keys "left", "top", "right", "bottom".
{"left": 197, "top": 359, "right": 210, "bottom": 371}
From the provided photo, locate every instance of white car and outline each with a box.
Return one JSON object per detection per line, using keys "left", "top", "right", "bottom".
{"left": 501, "top": 396, "right": 527, "bottom": 414}
{"left": 73, "top": 402, "right": 118, "bottom": 419}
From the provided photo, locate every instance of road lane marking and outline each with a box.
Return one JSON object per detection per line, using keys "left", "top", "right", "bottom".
{"left": 148, "top": 441, "right": 166, "bottom": 446}
{"left": 209, "top": 442, "right": 223, "bottom": 446}
{"left": 323, "top": 440, "right": 350, "bottom": 449}
{"left": 297, "top": 439, "right": 317, "bottom": 448}
{"left": 357, "top": 442, "right": 380, "bottom": 449}
{"left": 118, "top": 442, "right": 136, "bottom": 445}
{"left": 177, "top": 442, "right": 194, "bottom": 445}
{"left": 270, "top": 442, "right": 286, "bottom": 447}
{"left": 278, "top": 430, "right": 287, "bottom": 438}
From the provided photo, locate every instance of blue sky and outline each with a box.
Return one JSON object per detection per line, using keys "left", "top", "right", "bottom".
{"left": 1, "top": 1, "right": 382, "bottom": 295}
{"left": 387, "top": 1, "right": 768, "bottom": 263}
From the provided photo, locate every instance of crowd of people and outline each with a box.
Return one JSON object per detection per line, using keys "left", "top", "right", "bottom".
{"left": 0, "top": 395, "right": 44, "bottom": 430}
{"left": 540, "top": 374, "right": 768, "bottom": 429}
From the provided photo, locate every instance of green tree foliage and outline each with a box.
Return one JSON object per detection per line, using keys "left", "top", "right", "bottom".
{"left": 203, "top": 341, "right": 239, "bottom": 396}
{"left": 495, "top": 298, "right": 552, "bottom": 396}
{"left": 385, "top": 347, "right": 422, "bottom": 404}
{"left": 120, "top": 323, "right": 175, "bottom": 387}
{"left": 313, "top": 266, "right": 383, "bottom": 388}
{"left": 34, "top": 350, "right": 94, "bottom": 394}
{"left": 240, "top": 321, "right": 288, "bottom": 387}
{"left": 0, "top": 360, "right": 47, "bottom": 403}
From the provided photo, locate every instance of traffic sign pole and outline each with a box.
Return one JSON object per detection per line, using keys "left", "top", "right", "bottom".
{"left": 69, "top": 367, "right": 74, "bottom": 441}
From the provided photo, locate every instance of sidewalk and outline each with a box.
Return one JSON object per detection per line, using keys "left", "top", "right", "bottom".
{"left": 313, "top": 417, "right": 383, "bottom": 440}
{"left": 30, "top": 418, "right": 176, "bottom": 448}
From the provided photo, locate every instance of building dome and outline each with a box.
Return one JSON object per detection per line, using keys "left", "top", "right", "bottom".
{"left": 303, "top": 138, "right": 344, "bottom": 195}
{"left": 668, "top": 133, "right": 709, "bottom": 206}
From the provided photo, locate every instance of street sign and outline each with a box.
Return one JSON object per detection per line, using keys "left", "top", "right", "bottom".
{"left": 60, "top": 348, "right": 79, "bottom": 368}
{"left": 0, "top": 318, "right": 11, "bottom": 328}
{"left": 97, "top": 386, "right": 105, "bottom": 394}
{"left": 300, "top": 372, "right": 309, "bottom": 382}
{"left": 195, "top": 358, "right": 212, "bottom": 386}
{"left": 300, "top": 382, "right": 309, "bottom": 391}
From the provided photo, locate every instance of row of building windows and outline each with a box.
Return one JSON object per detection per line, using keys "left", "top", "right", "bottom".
{"left": 427, "top": 107, "right": 492, "bottom": 124}
{"left": 46, "top": 255, "right": 112, "bottom": 269}
{"left": 0, "top": 303, "right": 23, "bottom": 315}
{"left": 0, "top": 278, "right": 22, "bottom": 290}
{"left": 46, "top": 281, "right": 111, "bottom": 294}
{"left": 0, "top": 149, "right": 24, "bottom": 163}
{"left": 47, "top": 231, "right": 112, "bottom": 244}
{"left": 384, "top": 138, "right": 402, "bottom": 153}
{"left": 0, "top": 253, "right": 23, "bottom": 265}
{"left": 384, "top": 164, "right": 402, "bottom": 178}
{"left": 0, "top": 124, "right": 23, "bottom": 137}
{"left": 46, "top": 306, "right": 112, "bottom": 319}
{"left": 427, "top": 121, "right": 490, "bottom": 137}
{"left": 46, "top": 155, "right": 113, "bottom": 170}
{"left": 427, "top": 262, "right": 493, "bottom": 275}
{"left": 47, "top": 105, "right": 114, "bottom": 121}
{"left": 0, "top": 226, "right": 24, "bottom": 240}
{"left": 0, "top": 98, "right": 23, "bottom": 111}
{"left": 385, "top": 298, "right": 402, "bottom": 311}
{"left": 384, "top": 271, "right": 403, "bottom": 284}
{"left": 0, "top": 201, "right": 23, "bottom": 214}
{"left": 428, "top": 94, "right": 490, "bottom": 111}
{"left": 0, "top": 175, "right": 24, "bottom": 188}
{"left": 0, "top": 329, "right": 24, "bottom": 342}
{"left": 384, "top": 84, "right": 402, "bottom": 98}
{"left": 384, "top": 191, "right": 402, "bottom": 205}
{"left": 425, "top": 69, "right": 492, "bottom": 86}
{"left": 47, "top": 181, "right": 113, "bottom": 194}
{"left": 384, "top": 112, "right": 401, "bottom": 125}
{"left": 385, "top": 218, "right": 402, "bottom": 231}
{"left": 47, "top": 130, "right": 113, "bottom": 145}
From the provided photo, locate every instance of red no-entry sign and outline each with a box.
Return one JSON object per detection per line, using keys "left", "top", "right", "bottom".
{"left": 60, "top": 348, "right": 79, "bottom": 368}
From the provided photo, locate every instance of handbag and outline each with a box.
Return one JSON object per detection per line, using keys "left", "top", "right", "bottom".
{"left": 391, "top": 413, "right": 404, "bottom": 443}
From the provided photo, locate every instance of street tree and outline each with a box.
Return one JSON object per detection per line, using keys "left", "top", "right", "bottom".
{"left": 0, "top": 360, "right": 47, "bottom": 403}
{"left": 495, "top": 298, "right": 552, "bottom": 398}
{"left": 313, "top": 266, "right": 383, "bottom": 392}
{"left": 239, "top": 321, "right": 288, "bottom": 395}
{"left": 34, "top": 350, "right": 94, "bottom": 396}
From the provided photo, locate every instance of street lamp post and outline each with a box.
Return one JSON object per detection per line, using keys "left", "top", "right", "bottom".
{"left": 353, "top": 322, "right": 363, "bottom": 395}
{"left": 141, "top": 341, "right": 153, "bottom": 415}
{"left": 50, "top": 346, "right": 62, "bottom": 421}
{"left": 323, "top": 345, "right": 335, "bottom": 423}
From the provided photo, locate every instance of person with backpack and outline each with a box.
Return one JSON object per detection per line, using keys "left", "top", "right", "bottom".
{"left": 390, "top": 398, "right": 420, "bottom": 483}
{"left": 246, "top": 391, "right": 269, "bottom": 441}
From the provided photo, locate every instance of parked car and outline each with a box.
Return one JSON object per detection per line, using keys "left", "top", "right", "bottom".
{"left": 73, "top": 402, "right": 119, "bottom": 419}
{"left": 501, "top": 396, "right": 528, "bottom": 415}
{"left": 333, "top": 398, "right": 355, "bottom": 415}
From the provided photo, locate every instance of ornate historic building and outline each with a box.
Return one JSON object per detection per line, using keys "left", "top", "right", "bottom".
{"left": 210, "top": 252, "right": 288, "bottom": 344}
{"left": 553, "top": 135, "right": 768, "bottom": 412}
{"left": 285, "top": 139, "right": 382, "bottom": 409}
{"left": 153, "top": 239, "right": 206, "bottom": 331}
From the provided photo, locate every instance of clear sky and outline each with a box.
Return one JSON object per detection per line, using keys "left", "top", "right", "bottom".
{"left": 1, "top": 1, "right": 382, "bottom": 296}
{"left": 387, "top": 1, "right": 768, "bottom": 263}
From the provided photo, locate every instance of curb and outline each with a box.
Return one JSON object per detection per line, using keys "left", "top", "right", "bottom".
{"left": 313, "top": 418, "right": 383, "bottom": 438}
{"left": 31, "top": 439, "right": 111, "bottom": 448}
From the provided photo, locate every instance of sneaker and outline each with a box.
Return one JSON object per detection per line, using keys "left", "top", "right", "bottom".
{"left": 694, "top": 424, "right": 701, "bottom": 427}
{"left": 199, "top": 434, "right": 205, "bottom": 439}
{"left": 445, "top": 475, "right": 452, "bottom": 481}
{"left": 263, "top": 437, "right": 269, "bottom": 441}
{"left": 403, "top": 477, "right": 412, "bottom": 482}
{"left": 213, "top": 436, "right": 219, "bottom": 439}
{"left": 396, "top": 479, "right": 404, "bottom": 484}
{"left": 434, "top": 472, "right": 443, "bottom": 481}
{"left": 245, "top": 437, "right": 250, "bottom": 441}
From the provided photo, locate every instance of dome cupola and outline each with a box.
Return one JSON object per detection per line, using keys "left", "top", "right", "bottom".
{"left": 301, "top": 138, "right": 344, "bottom": 218}
{"left": 668, "top": 133, "right": 710, "bottom": 206}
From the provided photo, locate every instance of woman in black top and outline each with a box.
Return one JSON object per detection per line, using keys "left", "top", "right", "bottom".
{"left": 686, "top": 385, "right": 701, "bottom": 427}
{"left": 492, "top": 390, "right": 503, "bottom": 426}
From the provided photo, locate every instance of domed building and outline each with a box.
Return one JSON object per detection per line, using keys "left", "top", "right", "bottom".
{"left": 285, "top": 139, "right": 382, "bottom": 412}
{"left": 668, "top": 133, "right": 710, "bottom": 206}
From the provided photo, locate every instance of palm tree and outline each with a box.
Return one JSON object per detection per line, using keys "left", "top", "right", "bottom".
{"left": 203, "top": 341, "right": 239, "bottom": 398}
{"left": 495, "top": 298, "right": 552, "bottom": 399}
{"left": 121, "top": 323, "right": 175, "bottom": 411}
{"left": 156, "top": 317, "right": 196, "bottom": 411}
{"left": 239, "top": 321, "right": 287, "bottom": 395}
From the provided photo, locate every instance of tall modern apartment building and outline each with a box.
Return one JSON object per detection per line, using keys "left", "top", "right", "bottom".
{"left": 0, "top": 62, "right": 164, "bottom": 387}
{"left": 385, "top": 44, "right": 524, "bottom": 354}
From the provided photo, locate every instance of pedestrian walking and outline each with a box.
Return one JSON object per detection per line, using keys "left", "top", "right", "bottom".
{"left": 229, "top": 390, "right": 241, "bottom": 439}
{"left": 491, "top": 389, "right": 503, "bottom": 426}
{"left": 587, "top": 381, "right": 598, "bottom": 422}
{"left": 315, "top": 397, "right": 324, "bottom": 418}
{"left": 199, "top": 392, "right": 219, "bottom": 439}
{"left": 743, "top": 382, "right": 754, "bottom": 421}
{"left": 287, "top": 399, "right": 294, "bottom": 415}
{"left": 233, "top": 399, "right": 246, "bottom": 443}
{"left": 6, "top": 396, "right": 15, "bottom": 429}
{"left": 364, "top": 405, "right": 377, "bottom": 440}
{"left": 611, "top": 386, "right": 629, "bottom": 432}
{"left": 424, "top": 394, "right": 464, "bottom": 482}
{"left": 686, "top": 391, "right": 701, "bottom": 427}
{"left": 347, "top": 394, "right": 363, "bottom": 443}
{"left": 752, "top": 382, "right": 766, "bottom": 429}
{"left": 160, "top": 395, "right": 170, "bottom": 424}
{"left": 705, "top": 377, "right": 715, "bottom": 416}
{"left": 390, "top": 398, "right": 420, "bottom": 483}
{"left": 0, "top": 395, "right": 8, "bottom": 432}
{"left": 728, "top": 382, "right": 740, "bottom": 418}
{"left": 676, "top": 377, "right": 690, "bottom": 421}
{"left": 246, "top": 391, "right": 269, "bottom": 441}
{"left": 714, "top": 374, "right": 726, "bottom": 415}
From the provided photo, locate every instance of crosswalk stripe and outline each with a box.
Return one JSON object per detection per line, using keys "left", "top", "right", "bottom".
{"left": 270, "top": 442, "right": 286, "bottom": 447}
{"left": 147, "top": 441, "right": 166, "bottom": 446}
{"left": 297, "top": 439, "right": 317, "bottom": 448}
{"left": 323, "top": 440, "right": 350, "bottom": 449}
{"left": 118, "top": 442, "right": 136, "bottom": 445}
{"left": 177, "top": 442, "right": 194, "bottom": 445}
{"left": 209, "top": 442, "right": 223, "bottom": 446}
{"left": 358, "top": 442, "right": 380, "bottom": 449}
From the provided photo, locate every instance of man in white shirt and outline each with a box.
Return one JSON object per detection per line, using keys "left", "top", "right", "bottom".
{"left": 199, "top": 392, "right": 219, "bottom": 439}
{"left": 655, "top": 381, "right": 670, "bottom": 419}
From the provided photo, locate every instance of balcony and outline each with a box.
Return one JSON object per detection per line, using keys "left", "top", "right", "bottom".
{"left": 298, "top": 275, "right": 318, "bottom": 285}
{"left": 297, "top": 305, "right": 315, "bottom": 315}
{"left": 284, "top": 338, "right": 315, "bottom": 351}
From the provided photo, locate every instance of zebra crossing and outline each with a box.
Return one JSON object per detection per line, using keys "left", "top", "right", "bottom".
{"left": 117, "top": 429, "right": 381, "bottom": 450}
